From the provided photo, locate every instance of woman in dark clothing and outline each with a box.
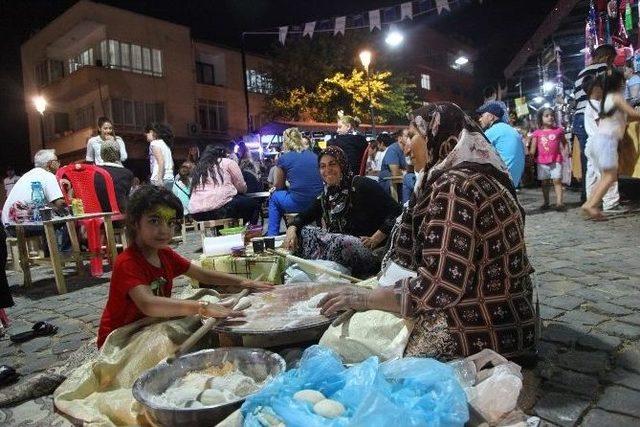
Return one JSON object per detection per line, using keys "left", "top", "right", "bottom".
{"left": 329, "top": 114, "right": 368, "bottom": 175}
{"left": 284, "top": 146, "right": 401, "bottom": 278}
{"left": 0, "top": 224, "right": 15, "bottom": 333}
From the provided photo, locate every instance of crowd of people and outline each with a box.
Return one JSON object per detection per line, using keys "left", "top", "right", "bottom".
{"left": 0, "top": 42, "right": 636, "bottom": 364}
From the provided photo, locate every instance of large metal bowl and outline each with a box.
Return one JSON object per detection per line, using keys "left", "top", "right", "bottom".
{"left": 132, "top": 347, "right": 285, "bottom": 427}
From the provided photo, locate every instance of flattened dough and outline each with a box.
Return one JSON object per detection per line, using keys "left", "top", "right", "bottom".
{"left": 293, "top": 389, "right": 326, "bottom": 404}
{"left": 313, "top": 399, "right": 345, "bottom": 418}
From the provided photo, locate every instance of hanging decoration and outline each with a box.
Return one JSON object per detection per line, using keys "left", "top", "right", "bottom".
{"left": 303, "top": 21, "right": 316, "bottom": 38}
{"left": 435, "top": 0, "right": 451, "bottom": 14}
{"left": 334, "top": 16, "right": 346, "bottom": 35}
{"left": 279, "top": 26, "right": 288, "bottom": 45}
{"left": 401, "top": 2, "right": 413, "bottom": 20}
{"left": 369, "top": 9, "right": 381, "bottom": 31}
{"left": 625, "top": 1, "right": 633, "bottom": 31}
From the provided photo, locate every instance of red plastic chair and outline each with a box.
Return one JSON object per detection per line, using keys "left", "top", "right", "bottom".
{"left": 56, "top": 163, "right": 124, "bottom": 276}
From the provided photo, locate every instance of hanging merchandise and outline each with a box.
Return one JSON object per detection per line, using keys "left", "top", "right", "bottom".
{"left": 625, "top": 1, "right": 633, "bottom": 31}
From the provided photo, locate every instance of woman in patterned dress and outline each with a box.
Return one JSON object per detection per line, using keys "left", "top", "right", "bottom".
{"left": 319, "top": 102, "right": 538, "bottom": 361}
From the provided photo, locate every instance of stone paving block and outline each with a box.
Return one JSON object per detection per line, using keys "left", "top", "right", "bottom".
{"left": 20, "top": 355, "right": 61, "bottom": 375}
{"left": 557, "top": 350, "right": 610, "bottom": 375}
{"left": 613, "top": 295, "right": 640, "bottom": 309}
{"left": 540, "top": 281, "right": 583, "bottom": 297}
{"left": 557, "top": 310, "right": 608, "bottom": 327}
{"left": 54, "top": 320, "right": 86, "bottom": 337}
{"left": 540, "top": 305, "right": 564, "bottom": 320}
{"left": 544, "top": 295, "right": 585, "bottom": 311}
{"left": 586, "top": 301, "right": 633, "bottom": 317}
{"left": 605, "top": 368, "right": 640, "bottom": 391}
{"left": 51, "top": 339, "right": 83, "bottom": 355}
{"left": 619, "top": 313, "right": 640, "bottom": 326}
{"left": 580, "top": 408, "right": 640, "bottom": 427}
{"left": 596, "top": 283, "right": 630, "bottom": 298}
{"left": 596, "top": 385, "right": 640, "bottom": 417}
{"left": 567, "top": 287, "right": 613, "bottom": 303}
{"left": 596, "top": 321, "right": 640, "bottom": 340}
{"left": 541, "top": 323, "right": 581, "bottom": 345}
{"left": 534, "top": 392, "right": 591, "bottom": 427}
{"left": 63, "top": 307, "right": 97, "bottom": 318}
{"left": 576, "top": 333, "right": 620, "bottom": 354}
{"left": 546, "top": 369, "right": 600, "bottom": 398}
{"left": 18, "top": 336, "right": 52, "bottom": 353}
{"left": 618, "top": 344, "right": 640, "bottom": 374}
{"left": 58, "top": 331, "right": 92, "bottom": 343}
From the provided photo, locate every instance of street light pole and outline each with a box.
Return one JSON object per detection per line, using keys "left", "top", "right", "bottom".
{"left": 33, "top": 96, "right": 47, "bottom": 149}
{"left": 359, "top": 50, "right": 376, "bottom": 139}
{"left": 39, "top": 114, "right": 45, "bottom": 149}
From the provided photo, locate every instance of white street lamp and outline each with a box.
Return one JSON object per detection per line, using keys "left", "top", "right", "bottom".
{"left": 33, "top": 96, "right": 47, "bottom": 114}
{"left": 359, "top": 50, "right": 372, "bottom": 73}
{"left": 533, "top": 96, "right": 545, "bottom": 104}
{"left": 454, "top": 56, "right": 469, "bottom": 66}
{"left": 358, "top": 50, "right": 375, "bottom": 138}
{"left": 542, "top": 81, "right": 556, "bottom": 93}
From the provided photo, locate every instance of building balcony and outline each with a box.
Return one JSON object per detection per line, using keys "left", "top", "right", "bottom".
{"left": 44, "top": 126, "right": 94, "bottom": 159}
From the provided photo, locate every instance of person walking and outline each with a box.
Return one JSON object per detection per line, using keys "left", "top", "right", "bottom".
{"left": 145, "top": 123, "right": 175, "bottom": 190}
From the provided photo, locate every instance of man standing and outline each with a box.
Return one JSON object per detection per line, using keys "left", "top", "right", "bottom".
{"left": 572, "top": 44, "right": 616, "bottom": 203}
{"left": 478, "top": 101, "right": 525, "bottom": 188}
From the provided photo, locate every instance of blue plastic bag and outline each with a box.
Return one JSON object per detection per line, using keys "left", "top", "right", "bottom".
{"left": 242, "top": 345, "right": 468, "bottom": 427}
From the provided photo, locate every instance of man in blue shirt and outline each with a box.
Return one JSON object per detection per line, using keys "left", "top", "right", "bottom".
{"left": 478, "top": 101, "right": 525, "bottom": 188}
{"left": 378, "top": 131, "right": 407, "bottom": 196}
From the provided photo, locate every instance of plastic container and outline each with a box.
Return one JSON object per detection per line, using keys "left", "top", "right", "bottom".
{"left": 219, "top": 226, "right": 245, "bottom": 236}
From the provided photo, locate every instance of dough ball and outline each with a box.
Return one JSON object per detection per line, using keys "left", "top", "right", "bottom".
{"left": 199, "top": 389, "right": 226, "bottom": 406}
{"left": 293, "top": 389, "right": 326, "bottom": 405}
{"left": 313, "top": 399, "right": 345, "bottom": 418}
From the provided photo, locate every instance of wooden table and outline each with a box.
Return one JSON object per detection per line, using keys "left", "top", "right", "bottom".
{"left": 14, "top": 212, "right": 117, "bottom": 294}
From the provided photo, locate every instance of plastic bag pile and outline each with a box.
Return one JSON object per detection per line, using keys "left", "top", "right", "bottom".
{"left": 241, "top": 345, "right": 469, "bottom": 427}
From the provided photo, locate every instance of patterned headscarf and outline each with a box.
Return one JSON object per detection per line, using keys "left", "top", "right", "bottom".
{"left": 318, "top": 145, "right": 354, "bottom": 233}
{"left": 282, "top": 127, "right": 307, "bottom": 152}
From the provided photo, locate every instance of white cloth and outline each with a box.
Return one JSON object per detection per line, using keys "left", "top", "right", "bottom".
{"left": 584, "top": 98, "right": 600, "bottom": 138}
{"left": 2, "top": 168, "right": 63, "bottom": 224}
{"left": 3, "top": 175, "right": 20, "bottom": 194}
{"left": 149, "top": 139, "right": 174, "bottom": 182}
{"left": 536, "top": 162, "right": 562, "bottom": 180}
{"left": 585, "top": 141, "right": 620, "bottom": 210}
{"left": 86, "top": 136, "right": 128, "bottom": 165}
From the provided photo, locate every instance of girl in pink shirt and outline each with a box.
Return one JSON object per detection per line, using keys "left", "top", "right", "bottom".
{"left": 529, "top": 107, "right": 567, "bottom": 211}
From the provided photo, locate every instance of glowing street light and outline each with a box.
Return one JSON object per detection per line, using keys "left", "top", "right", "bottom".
{"left": 454, "top": 56, "right": 469, "bottom": 66}
{"left": 385, "top": 26, "right": 404, "bottom": 47}
{"left": 359, "top": 50, "right": 372, "bottom": 73}
{"left": 33, "top": 96, "right": 47, "bottom": 114}
{"left": 533, "top": 96, "right": 545, "bottom": 104}
{"left": 542, "top": 81, "right": 556, "bottom": 93}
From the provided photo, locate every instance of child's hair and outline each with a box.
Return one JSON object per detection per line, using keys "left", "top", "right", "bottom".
{"left": 97, "top": 116, "right": 112, "bottom": 129}
{"left": 192, "top": 144, "right": 228, "bottom": 188}
{"left": 594, "top": 67, "right": 626, "bottom": 118}
{"left": 145, "top": 123, "right": 174, "bottom": 146}
{"left": 125, "top": 185, "right": 183, "bottom": 242}
{"left": 536, "top": 107, "right": 555, "bottom": 129}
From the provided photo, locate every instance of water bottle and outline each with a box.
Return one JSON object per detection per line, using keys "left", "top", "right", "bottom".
{"left": 30, "top": 181, "right": 46, "bottom": 221}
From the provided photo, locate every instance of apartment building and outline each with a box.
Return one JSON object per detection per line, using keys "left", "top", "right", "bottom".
{"left": 21, "top": 0, "right": 270, "bottom": 169}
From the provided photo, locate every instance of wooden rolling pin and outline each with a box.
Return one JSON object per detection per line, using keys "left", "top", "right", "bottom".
{"left": 168, "top": 287, "right": 252, "bottom": 363}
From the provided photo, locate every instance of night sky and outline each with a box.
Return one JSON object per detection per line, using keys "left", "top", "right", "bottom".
{"left": 0, "top": 0, "right": 559, "bottom": 172}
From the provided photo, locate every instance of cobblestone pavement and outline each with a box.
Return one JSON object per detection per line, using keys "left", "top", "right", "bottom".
{"left": 1, "top": 187, "right": 640, "bottom": 426}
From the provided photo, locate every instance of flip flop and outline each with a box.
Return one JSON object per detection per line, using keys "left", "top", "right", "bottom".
{"left": 9, "top": 321, "right": 58, "bottom": 343}
{"left": 0, "top": 365, "right": 19, "bottom": 388}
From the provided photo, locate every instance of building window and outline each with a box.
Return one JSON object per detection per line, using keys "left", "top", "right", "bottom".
{"left": 68, "top": 48, "right": 94, "bottom": 74}
{"left": 197, "top": 99, "right": 228, "bottom": 133}
{"left": 196, "top": 62, "right": 216, "bottom": 85}
{"left": 74, "top": 104, "right": 95, "bottom": 130}
{"left": 420, "top": 74, "right": 431, "bottom": 90}
{"left": 36, "top": 59, "right": 66, "bottom": 87}
{"left": 110, "top": 98, "right": 164, "bottom": 130}
{"left": 99, "top": 40, "right": 162, "bottom": 77}
{"left": 246, "top": 69, "right": 272, "bottom": 94}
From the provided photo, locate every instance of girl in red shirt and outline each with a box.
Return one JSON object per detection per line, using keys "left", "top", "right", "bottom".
{"left": 97, "top": 185, "right": 273, "bottom": 347}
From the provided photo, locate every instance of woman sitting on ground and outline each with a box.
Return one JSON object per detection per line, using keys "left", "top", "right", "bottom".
{"left": 283, "top": 146, "right": 401, "bottom": 278}
{"left": 319, "top": 102, "right": 538, "bottom": 361}
{"left": 267, "top": 128, "right": 324, "bottom": 236}
{"left": 188, "top": 145, "right": 259, "bottom": 224}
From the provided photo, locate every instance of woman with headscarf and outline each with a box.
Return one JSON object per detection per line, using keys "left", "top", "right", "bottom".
{"left": 329, "top": 113, "right": 368, "bottom": 175}
{"left": 318, "top": 102, "right": 538, "bottom": 361}
{"left": 283, "top": 146, "right": 401, "bottom": 278}
{"left": 267, "top": 128, "right": 324, "bottom": 236}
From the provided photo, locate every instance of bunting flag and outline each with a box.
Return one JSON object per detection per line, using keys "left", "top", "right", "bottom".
{"left": 303, "top": 21, "right": 316, "bottom": 38}
{"left": 369, "top": 9, "right": 381, "bottom": 31}
{"left": 334, "top": 16, "right": 346, "bottom": 35}
{"left": 435, "top": 0, "right": 450, "bottom": 14}
{"left": 401, "top": 2, "right": 413, "bottom": 20}
{"left": 279, "top": 26, "right": 288, "bottom": 45}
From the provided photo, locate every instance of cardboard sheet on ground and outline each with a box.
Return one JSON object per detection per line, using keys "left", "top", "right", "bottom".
{"left": 53, "top": 289, "right": 218, "bottom": 427}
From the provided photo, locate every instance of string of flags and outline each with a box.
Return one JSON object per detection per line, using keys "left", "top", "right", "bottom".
{"left": 268, "top": 0, "right": 481, "bottom": 45}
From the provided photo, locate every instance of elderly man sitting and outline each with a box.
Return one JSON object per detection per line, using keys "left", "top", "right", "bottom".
{"left": 477, "top": 101, "right": 525, "bottom": 187}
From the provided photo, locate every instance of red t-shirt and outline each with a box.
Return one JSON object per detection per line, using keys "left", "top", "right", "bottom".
{"left": 532, "top": 127, "right": 565, "bottom": 164}
{"left": 97, "top": 245, "right": 191, "bottom": 347}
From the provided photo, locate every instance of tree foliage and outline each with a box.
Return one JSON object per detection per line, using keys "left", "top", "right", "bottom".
{"left": 264, "top": 34, "right": 418, "bottom": 124}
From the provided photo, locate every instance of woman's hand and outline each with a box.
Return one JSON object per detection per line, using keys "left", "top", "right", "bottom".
{"left": 318, "top": 286, "right": 371, "bottom": 317}
{"left": 202, "top": 303, "right": 244, "bottom": 319}
{"left": 283, "top": 226, "right": 298, "bottom": 251}
{"left": 238, "top": 279, "right": 275, "bottom": 292}
{"left": 360, "top": 231, "right": 385, "bottom": 250}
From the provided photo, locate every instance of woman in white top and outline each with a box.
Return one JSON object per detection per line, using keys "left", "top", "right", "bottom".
{"left": 145, "top": 123, "right": 175, "bottom": 190}
{"left": 582, "top": 68, "right": 640, "bottom": 220}
{"left": 86, "top": 117, "right": 128, "bottom": 165}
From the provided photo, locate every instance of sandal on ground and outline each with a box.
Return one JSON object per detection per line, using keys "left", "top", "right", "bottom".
{"left": 9, "top": 321, "right": 58, "bottom": 343}
{"left": 555, "top": 204, "right": 567, "bottom": 212}
{"left": 539, "top": 203, "right": 551, "bottom": 211}
{"left": 580, "top": 207, "right": 608, "bottom": 222}
{"left": 0, "top": 365, "right": 19, "bottom": 388}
